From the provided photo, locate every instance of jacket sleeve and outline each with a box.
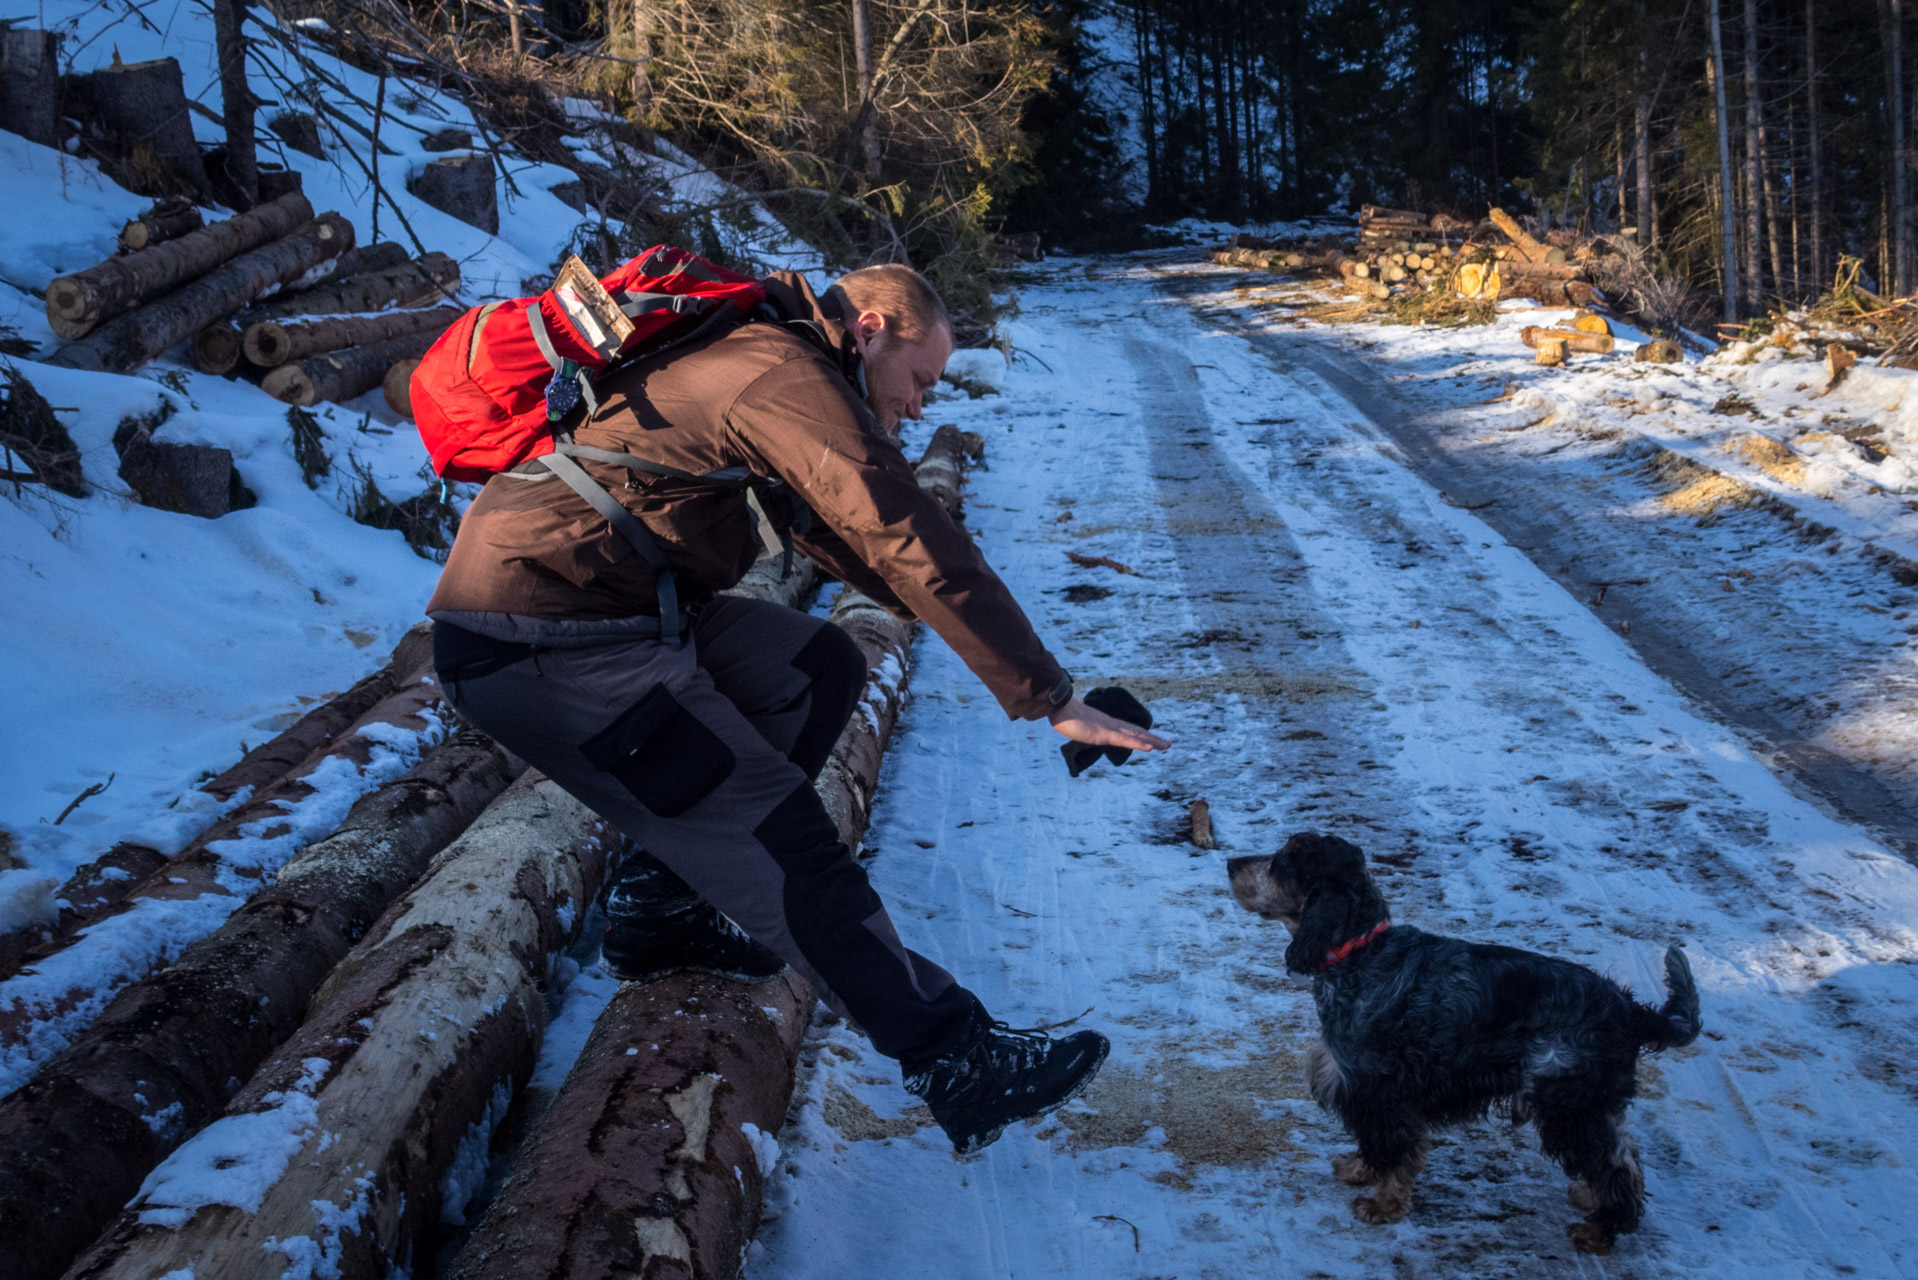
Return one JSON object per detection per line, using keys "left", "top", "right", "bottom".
{"left": 789, "top": 519, "right": 914, "bottom": 618}
{"left": 725, "top": 357, "right": 1069, "bottom": 720}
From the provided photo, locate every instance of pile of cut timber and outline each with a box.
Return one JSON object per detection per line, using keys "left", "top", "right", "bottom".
{"left": 41, "top": 194, "right": 462, "bottom": 407}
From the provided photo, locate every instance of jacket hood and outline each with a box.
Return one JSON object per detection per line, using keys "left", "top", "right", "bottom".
{"left": 763, "top": 270, "right": 863, "bottom": 386}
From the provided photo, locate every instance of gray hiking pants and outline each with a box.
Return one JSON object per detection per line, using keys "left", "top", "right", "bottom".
{"left": 432, "top": 595, "right": 982, "bottom": 1065}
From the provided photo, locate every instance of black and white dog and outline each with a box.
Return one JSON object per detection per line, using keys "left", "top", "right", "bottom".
{"left": 1228, "top": 832, "right": 1701, "bottom": 1253}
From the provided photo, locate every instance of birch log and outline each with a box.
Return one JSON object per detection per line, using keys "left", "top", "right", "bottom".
{"left": 58, "top": 774, "right": 618, "bottom": 1280}
{"left": 439, "top": 428, "right": 971, "bottom": 1280}
{"left": 48, "top": 214, "right": 355, "bottom": 374}
{"left": 0, "top": 732, "right": 515, "bottom": 1280}
{"left": 46, "top": 192, "right": 313, "bottom": 332}
{"left": 0, "top": 652, "right": 446, "bottom": 1093}
{"left": 0, "top": 626, "right": 434, "bottom": 977}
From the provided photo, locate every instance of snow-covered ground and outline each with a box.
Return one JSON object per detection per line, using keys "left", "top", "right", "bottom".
{"left": 745, "top": 259, "right": 1918, "bottom": 1278}
{"left": 0, "top": 1, "right": 825, "bottom": 940}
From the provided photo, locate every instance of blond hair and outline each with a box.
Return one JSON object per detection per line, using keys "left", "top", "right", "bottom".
{"left": 827, "top": 264, "right": 951, "bottom": 343}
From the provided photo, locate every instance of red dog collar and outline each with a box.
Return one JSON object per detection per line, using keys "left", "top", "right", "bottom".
{"left": 1324, "top": 920, "right": 1390, "bottom": 968}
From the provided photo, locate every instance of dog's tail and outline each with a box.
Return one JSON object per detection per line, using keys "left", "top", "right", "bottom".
{"left": 1635, "top": 944, "right": 1702, "bottom": 1050}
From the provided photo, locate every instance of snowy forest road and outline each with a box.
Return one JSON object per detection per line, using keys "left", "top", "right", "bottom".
{"left": 747, "top": 258, "right": 1918, "bottom": 1279}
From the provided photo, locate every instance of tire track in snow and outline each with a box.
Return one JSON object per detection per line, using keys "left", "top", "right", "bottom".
{"left": 748, "top": 261, "right": 1918, "bottom": 1280}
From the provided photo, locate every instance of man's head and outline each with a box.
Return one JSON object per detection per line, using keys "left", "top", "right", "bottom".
{"left": 828, "top": 264, "right": 954, "bottom": 433}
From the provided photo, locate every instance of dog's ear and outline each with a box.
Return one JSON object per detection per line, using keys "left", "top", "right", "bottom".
{"left": 1284, "top": 883, "right": 1354, "bottom": 976}
{"left": 1278, "top": 831, "right": 1368, "bottom": 890}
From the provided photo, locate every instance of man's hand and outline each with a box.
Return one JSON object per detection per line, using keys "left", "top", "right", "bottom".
{"left": 1049, "top": 697, "right": 1171, "bottom": 753}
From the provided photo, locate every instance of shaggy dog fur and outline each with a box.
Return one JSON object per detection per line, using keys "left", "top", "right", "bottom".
{"left": 1228, "top": 832, "right": 1702, "bottom": 1253}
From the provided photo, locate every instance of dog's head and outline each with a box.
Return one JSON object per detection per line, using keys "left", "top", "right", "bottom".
{"left": 1228, "top": 832, "right": 1386, "bottom": 975}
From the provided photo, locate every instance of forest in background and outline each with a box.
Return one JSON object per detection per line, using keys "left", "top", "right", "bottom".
{"left": 100, "top": 0, "right": 1918, "bottom": 331}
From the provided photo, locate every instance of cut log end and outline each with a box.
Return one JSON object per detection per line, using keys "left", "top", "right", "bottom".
{"left": 384, "top": 359, "right": 419, "bottom": 419}
{"left": 192, "top": 324, "right": 243, "bottom": 376}
{"left": 262, "top": 364, "right": 317, "bottom": 406}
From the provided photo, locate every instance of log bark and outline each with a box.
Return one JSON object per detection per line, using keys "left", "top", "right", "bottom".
{"left": 440, "top": 428, "right": 971, "bottom": 1280}
{"left": 0, "top": 733, "right": 516, "bottom": 1280}
{"left": 0, "top": 627, "right": 435, "bottom": 979}
{"left": 261, "top": 330, "right": 441, "bottom": 405}
{"left": 1492, "top": 258, "right": 1585, "bottom": 282}
{"left": 193, "top": 244, "right": 427, "bottom": 375}
{"left": 1499, "top": 278, "right": 1600, "bottom": 309}
{"left": 0, "top": 29, "right": 62, "bottom": 147}
{"left": 245, "top": 305, "right": 461, "bottom": 368}
{"left": 49, "top": 214, "right": 356, "bottom": 375}
{"left": 116, "top": 203, "right": 204, "bottom": 254}
{"left": 0, "top": 654, "right": 446, "bottom": 1096}
{"left": 46, "top": 192, "right": 314, "bottom": 332}
{"left": 60, "top": 774, "right": 617, "bottom": 1280}
{"left": 384, "top": 357, "right": 420, "bottom": 418}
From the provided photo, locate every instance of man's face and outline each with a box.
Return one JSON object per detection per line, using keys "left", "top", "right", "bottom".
{"left": 851, "top": 310, "right": 953, "bottom": 434}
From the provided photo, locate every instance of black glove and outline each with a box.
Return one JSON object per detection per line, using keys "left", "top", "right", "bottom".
{"left": 1060, "top": 685, "right": 1154, "bottom": 778}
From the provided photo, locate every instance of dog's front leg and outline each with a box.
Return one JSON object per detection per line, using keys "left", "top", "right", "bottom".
{"left": 1345, "top": 1097, "right": 1428, "bottom": 1225}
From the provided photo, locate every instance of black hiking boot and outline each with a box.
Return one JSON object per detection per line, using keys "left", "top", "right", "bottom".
{"left": 601, "top": 849, "right": 788, "bottom": 984}
{"left": 903, "top": 1021, "right": 1110, "bottom": 1156}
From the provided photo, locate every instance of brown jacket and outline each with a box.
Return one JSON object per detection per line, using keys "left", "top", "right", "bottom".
{"left": 427, "top": 272, "right": 1068, "bottom": 720}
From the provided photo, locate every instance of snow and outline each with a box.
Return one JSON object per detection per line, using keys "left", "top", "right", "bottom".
{"left": 748, "top": 257, "right": 1918, "bottom": 1277}
{"left": 134, "top": 1057, "right": 332, "bottom": 1229}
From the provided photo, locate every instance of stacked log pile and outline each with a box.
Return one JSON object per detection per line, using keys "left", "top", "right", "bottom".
{"left": 0, "top": 431, "right": 977, "bottom": 1280}
{"left": 41, "top": 196, "right": 463, "bottom": 404}
{"left": 1204, "top": 205, "right": 1670, "bottom": 363}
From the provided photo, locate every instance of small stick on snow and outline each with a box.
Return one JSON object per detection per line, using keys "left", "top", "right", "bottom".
{"left": 1026, "top": 1005, "right": 1095, "bottom": 1033}
{"left": 1440, "top": 491, "right": 1497, "bottom": 511}
{"left": 1094, "top": 1215, "right": 1141, "bottom": 1252}
{"left": 1067, "top": 551, "right": 1138, "bottom": 575}
{"left": 53, "top": 773, "right": 114, "bottom": 826}
{"left": 1188, "top": 798, "right": 1216, "bottom": 850}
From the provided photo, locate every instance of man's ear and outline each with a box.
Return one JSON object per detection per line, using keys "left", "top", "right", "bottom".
{"left": 852, "top": 309, "right": 888, "bottom": 348}
{"left": 1284, "top": 884, "right": 1353, "bottom": 976}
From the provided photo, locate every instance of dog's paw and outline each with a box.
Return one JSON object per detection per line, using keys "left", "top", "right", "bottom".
{"left": 1566, "top": 1181, "right": 1599, "bottom": 1213}
{"left": 1351, "top": 1194, "right": 1408, "bottom": 1225}
{"left": 1332, "top": 1152, "right": 1377, "bottom": 1186}
{"left": 1566, "top": 1222, "right": 1615, "bottom": 1254}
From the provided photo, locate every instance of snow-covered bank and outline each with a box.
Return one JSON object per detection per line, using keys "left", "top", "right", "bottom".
{"left": 749, "top": 258, "right": 1918, "bottom": 1278}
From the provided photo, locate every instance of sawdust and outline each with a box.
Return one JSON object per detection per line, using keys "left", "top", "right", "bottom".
{"left": 1729, "top": 432, "right": 1808, "bottom": 485}
{"left": 821, "top": 1085, "right": 935, "bottom": 1141}
{"left": 1648, "top": 452, "right": 1763, "bottom": 519}
{"left": 1052, "top": 1047, "right": 1314, "bottom": 1188}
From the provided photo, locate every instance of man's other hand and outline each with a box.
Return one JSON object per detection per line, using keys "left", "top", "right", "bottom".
{"left": 1048, "top": 697, "right": 1171, "bottom": 752}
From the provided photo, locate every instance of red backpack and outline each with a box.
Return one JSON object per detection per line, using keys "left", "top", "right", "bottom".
{"left": 410, "top": 246, "right": 771, "bottom": 644}
{"left": 411, "top": 245, "right": 766, "bottom": 482}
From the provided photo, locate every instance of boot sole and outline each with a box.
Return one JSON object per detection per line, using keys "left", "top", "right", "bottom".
{"left": 949, "top": 1036, "right": 1111, "bottom": 1158}
{"left": 603, "top": 957, "right": 791, "bottom": 986}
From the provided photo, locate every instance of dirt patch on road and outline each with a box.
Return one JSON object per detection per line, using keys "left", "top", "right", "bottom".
{"left": 821, "top": 1085, "right": 936, "bottom": 1141}
{"left": 1649, "top": 451, "right": 1765, "bottom": 518}
{"left": 1052, "top": 1046, "right": 1314, "bottom": 1187}
{"left": 1731, "top": 432, "right": 1810, "bottom": 485}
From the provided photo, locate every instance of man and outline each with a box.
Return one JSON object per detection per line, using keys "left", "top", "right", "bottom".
{"left": 426, "top": 262, "right": 1167, "bottom": 1155}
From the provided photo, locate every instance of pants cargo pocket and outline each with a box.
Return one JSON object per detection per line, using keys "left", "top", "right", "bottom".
{"left": 581, "top": 686, "right": 736, "bottom": 818}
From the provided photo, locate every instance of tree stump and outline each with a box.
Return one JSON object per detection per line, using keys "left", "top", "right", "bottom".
{"left": 0, "top": 29, "right": 61, "bottom": 147}
{"left": 409, "top": 153, "right": 499, "bottom": 233}
{"left": 1635, "top": 340, "right": 1684, "bottom": 363}
{"left": 268, "top": 110, "right": 325, "bottom": 158}
{"left": 88, "top": 56, "right": 208, "bottom": 198}
{"left": 420, "top": 127, "right": 472, "bottom": 152}
{"left": 112, "top": 416, "right": 246, "bottom": 519}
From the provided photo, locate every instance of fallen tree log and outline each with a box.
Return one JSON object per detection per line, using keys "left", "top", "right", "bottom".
{"left": 48, "top": 214, "right": 355, "bottom": 374}
{"left": 1487, "top": 206, "right": 1566, "bottom": 265}
{"left": 0, "top": 732, "right": 516, "bottom": 1280}
{"left": 60, "top": 773, "right": 618, "bottom": 1280}
{"left": 1521, "top": 325, "right": 1615, "bottom": 355}
{"left": 46, "top": 192, "right": 314, "bottom": 333}
{"left": 1494, "top": 257, "right": 1584, "bottom": 282}
{"left": 116, "top": 202, "right": 203, "bottom": 254}
{"left": 0, "top": 650, "right": 446, "bottom": 1095}
{"left": 262, "top": 330, "right": 442, "bottom": 405}
{"left": 439, "top": 427, "right": 970, "bottom": 1280}
{"left": 0, "top": 625, "right": 434, "bottom": 979}
{"left": 245, "top": 304, "right": 462, "bottom": 368}
{"left": 193, "top": 252, "right": 458, "bottom": 375}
